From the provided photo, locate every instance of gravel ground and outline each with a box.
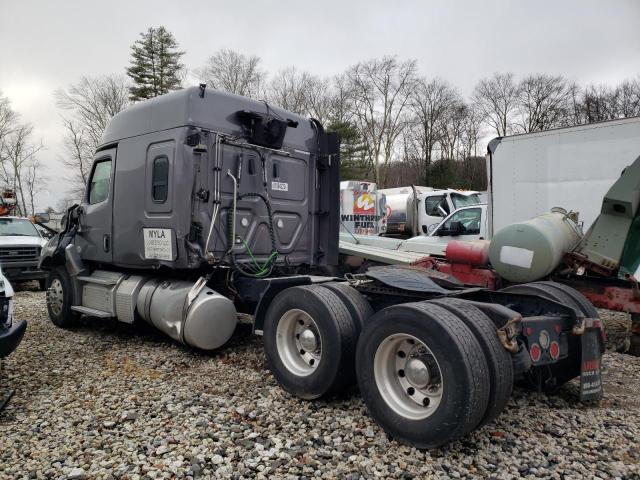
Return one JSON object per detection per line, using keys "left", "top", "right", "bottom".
{"left": 1, "top": 285, "right": 639, "bottom": 480}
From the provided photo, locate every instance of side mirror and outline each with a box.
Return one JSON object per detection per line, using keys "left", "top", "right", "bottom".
{"left": 449, "top": 221, "right": 463, "bottom": 236}
{"left": 421, "top": 225, "right": 428, "bottom": 234}
{"left": 33, "top": 213, "right": 50, "bottom": 224}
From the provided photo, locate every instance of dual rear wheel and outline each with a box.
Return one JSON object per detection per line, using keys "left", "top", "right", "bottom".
{"left": 263, "top": 281, "right": 595, "bottom": 448}
{"left": 263, "top": 284, "right": 514, "bottom": 448}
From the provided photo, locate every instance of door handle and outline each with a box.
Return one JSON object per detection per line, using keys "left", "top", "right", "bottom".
{"left": 103, "top": 234, "right": 110, "bottom": 253}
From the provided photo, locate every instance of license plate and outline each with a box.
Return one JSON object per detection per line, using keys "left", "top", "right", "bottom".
{"left": 579, "top": 329, "right": 603, "bottom": 402}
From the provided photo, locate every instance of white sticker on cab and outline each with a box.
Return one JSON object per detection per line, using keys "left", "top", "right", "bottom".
{"left": 143, "top": 228, "right": 174, "bottom": 261}
{"left": 271, "top": 181, "right": 289, "bottom": 192}
{"left": 500, "top": 246, "right": 534, "bottom": 269}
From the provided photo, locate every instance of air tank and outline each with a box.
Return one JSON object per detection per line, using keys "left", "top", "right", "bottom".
{"left": 488, "top": 209, "right": 583, "bottom": 283}
{"left": 446, "top": 240, "right": 490, "bottom": 266}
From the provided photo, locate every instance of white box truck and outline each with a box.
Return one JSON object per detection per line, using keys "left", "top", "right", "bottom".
{"left": 487, "top": 116, "right": 640, "bottom": 236}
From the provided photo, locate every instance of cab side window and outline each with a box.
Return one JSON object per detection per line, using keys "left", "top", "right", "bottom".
{"left": 441, "top": 208, "right": 482, "bottom": 235}
{"left": 88, "top": 159, "right": 112, "bottom": 205}
{"left": 425, "top": 195, "right": 447, "bottom": 216}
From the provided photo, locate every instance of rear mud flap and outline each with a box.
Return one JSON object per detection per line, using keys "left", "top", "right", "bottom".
{"left": 579, "top": 327, "right": 603, "bottom": 402}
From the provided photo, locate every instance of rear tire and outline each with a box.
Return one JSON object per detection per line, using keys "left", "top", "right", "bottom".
{"left": 263, "top": 285, "right": 357, "bottom": 399}
{"left": 355, "top": 302, "right": 490, "bottom": 448}
{"left": 533, "top": 281, "right": 599, "bottom": 319}
{"left": 320, "top": 282, "right": 373, "bottom": 334}
{"left": 429, "top": 297, "right": 513, "bottom": 428}
{"left": 46, "top": 266, "right": 79, "bottom": 328}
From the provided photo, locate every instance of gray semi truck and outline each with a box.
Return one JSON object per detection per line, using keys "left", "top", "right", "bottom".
{"left": 39, "top": 86, "right": 603, "bottom": 449}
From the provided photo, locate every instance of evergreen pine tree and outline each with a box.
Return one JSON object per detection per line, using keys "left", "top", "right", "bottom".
{"left": 327, "top": 121, "right": 368, "bottom": 180}
{"left": 126, "top": 26, "right": 185, "bottom": 101}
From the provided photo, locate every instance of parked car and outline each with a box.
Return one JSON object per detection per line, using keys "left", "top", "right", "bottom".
{"left": 0, "top": 268, "right": 24, "bottom": 411}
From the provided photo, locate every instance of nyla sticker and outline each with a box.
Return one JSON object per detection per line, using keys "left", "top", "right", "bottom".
{"left": 143, "top": 228, "right": 174, "bottom": 261}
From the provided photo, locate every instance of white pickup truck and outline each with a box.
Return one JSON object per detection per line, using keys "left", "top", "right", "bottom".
{"left": 340, "top": 203, "right": 488, "bottom": 263}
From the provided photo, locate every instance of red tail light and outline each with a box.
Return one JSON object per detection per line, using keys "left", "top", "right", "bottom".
{"left": 549, "top": 341, "right": 560, "bottom": 360}
{"left": 530, "top": 343, "right": 542, "bottom": 363}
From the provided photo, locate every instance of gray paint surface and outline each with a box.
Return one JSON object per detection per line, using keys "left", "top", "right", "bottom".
{"left": 77, "top": 87, "right": 332, "bottom": 271}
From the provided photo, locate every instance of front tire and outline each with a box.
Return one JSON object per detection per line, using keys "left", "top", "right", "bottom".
{"left": 356, "top": 302, "right": 490, "bottom": 449}
{"left": 46, "top": 266, "right": 79, "bottom": 328}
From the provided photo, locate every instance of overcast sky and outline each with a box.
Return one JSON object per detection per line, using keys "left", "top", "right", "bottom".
{"left": 1, "top": 0, "right": 639, "bottom": 210}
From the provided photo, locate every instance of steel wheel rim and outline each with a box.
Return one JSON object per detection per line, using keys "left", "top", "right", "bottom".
{"left": 276, "top": 308, "right": 322, "bottom": 377}
{"left": 374, "top": 333, "right": 443, "bottom": 420}
{"left": 48, "top": 278, "right": 64, "bottom": 316}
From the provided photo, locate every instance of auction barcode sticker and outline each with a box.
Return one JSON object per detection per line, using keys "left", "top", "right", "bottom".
{"left": 143, "top": 228, "right": 174, "bottom": 261}
{"left": 271, "top": 181, "right": 289, "bottom": 192}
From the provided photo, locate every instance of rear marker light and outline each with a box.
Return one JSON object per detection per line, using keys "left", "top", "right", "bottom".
{"left": 549, "top": 341, "right": 560, "bottom": 360}
{"left": 554, "top": 324, "right": 561, "bottom": 334}
{"left": 526, "top": 327, "right": 533, "bottom": 336}
{"left": 530, "top": 343, "right": 542, "bottom": 363}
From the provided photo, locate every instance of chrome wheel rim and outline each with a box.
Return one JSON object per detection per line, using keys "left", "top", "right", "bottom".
{"left": 47, "top": 278, "right": 64, "bottom": 316}
{"left": 374, "top": 333, "right": 443, "bottom": 420}
{"left": 276, "top": 309, "right": 322, "bottom": 376}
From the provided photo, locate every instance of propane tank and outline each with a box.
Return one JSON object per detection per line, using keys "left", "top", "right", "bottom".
{"left": 488, "top": 209, "right": 583, "bottom": 283}
{"left": 445, "top": 240, "right": 490, "bottom": 266}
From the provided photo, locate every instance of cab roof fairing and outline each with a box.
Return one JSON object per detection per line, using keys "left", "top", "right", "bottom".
{"left": 99, "top": 86, "right": 318, "bottom": 153}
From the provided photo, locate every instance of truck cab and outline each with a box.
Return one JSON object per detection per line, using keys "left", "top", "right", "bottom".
{"left": 381, "top": 186, "right": 481, "bottom": 238}
{"left": 0, "top": 216, "right": 48, "bottom": 290}
{"left": 395, "top": 203, "right": 488, "bottom": 256}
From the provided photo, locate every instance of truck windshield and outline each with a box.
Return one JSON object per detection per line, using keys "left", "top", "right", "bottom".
{"left": 451, "top": 193, "right": 481, "bottom": 209}
{"left": 0, "top": 218, "right": 40, "bottom": 237}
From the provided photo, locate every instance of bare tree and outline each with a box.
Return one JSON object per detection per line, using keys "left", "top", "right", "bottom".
{"left": 567, "top": 81, "right": 586, "bottom": 125}
{"left": 440, "top": 101, "right": 468, "bottom": 160}
{"left": 618, "top": 77, "right": 640, "bottom": 118}
{"left": 198, "top": 49, "right": 265, "bottom": 98}
{"left": 473, "top": 72, "right": 520, "bottom": 137}
{"left": 0, "top": 123, "right": 45, "bottom": 216}
{"left": 409, "top": 77, "right": 460, "bottom": 181}
{"left": 56, "top": 75, "right": 129, "bottom": 195}
{"left": 582, "top": 84, "right": 621, "bottom": 122}
{"left": 516, "top": 74, "right": 572, "bottom": 132}
{"left": 267, "top": 67, "right": 313, "bottom": 115}
{"left": 24, "top": 157, "right": 47, "bottom": 216}
{"left": 328, "top": 74, "right": 354, "bottom": 125}
{"left": 459, "top": 104, "right": 484, "bottom": 159}
{"left": 345, "top": 56, "right": 418, "bottom": 186}
{"left": 0, "top": 91, "right": 18, "bottom": 159}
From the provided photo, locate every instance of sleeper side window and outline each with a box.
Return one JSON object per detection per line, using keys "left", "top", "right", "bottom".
{"left": 152, "top": 156, "right": 169, "bottom": 203}
{"left": 88, "top": 159, "right": 112, "bottom": 205}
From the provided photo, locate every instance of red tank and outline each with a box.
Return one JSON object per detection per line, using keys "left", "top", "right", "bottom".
{"left": 445, "top": 240, "right": 490, "bottom": 266}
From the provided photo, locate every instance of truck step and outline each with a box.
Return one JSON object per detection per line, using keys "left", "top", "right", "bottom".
{"left": 70, "top": 306, "right": 113, "bottom": 318}
{"left": 77, "top": 270, "right": 123, "bottom": 286}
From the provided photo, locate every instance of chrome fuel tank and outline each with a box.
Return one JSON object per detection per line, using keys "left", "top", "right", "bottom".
{"left": 136, "top": 279, "right": 237, "bottom": 350}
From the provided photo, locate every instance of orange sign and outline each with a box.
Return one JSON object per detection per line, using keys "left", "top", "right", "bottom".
{"left": 353, "top": 192, "right": 375, "bottom": 215}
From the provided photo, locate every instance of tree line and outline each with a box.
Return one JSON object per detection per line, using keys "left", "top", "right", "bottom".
{"left": 3, "top": 26, "right": 640, "bottom": 213}
{"left": 0, "top": 93, "right": 45, "bottom": 215}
